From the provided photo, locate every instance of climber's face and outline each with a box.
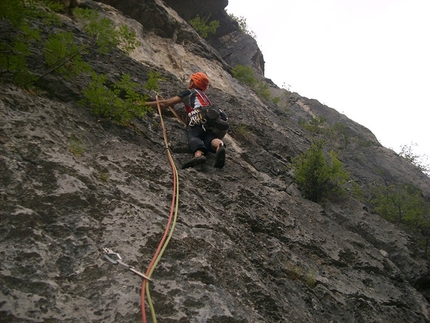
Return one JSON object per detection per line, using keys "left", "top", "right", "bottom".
{"left": 187, "top": 79, "right": 194, "bottom": 89}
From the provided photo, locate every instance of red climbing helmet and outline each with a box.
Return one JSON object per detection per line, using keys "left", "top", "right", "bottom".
{"left": 190, "top": 72, "right": 209, "bottom": 91}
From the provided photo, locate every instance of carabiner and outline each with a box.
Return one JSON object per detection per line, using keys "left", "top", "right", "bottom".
{"left": 103, "top": 248, "right": 122, "bottom": 264}
{"left": 102, "top": 248, "right": 152, "bottom": 281}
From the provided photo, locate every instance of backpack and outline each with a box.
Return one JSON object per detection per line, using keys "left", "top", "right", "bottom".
{"left": 198, "top": 105, "right": 229, "bottom": 139}
{"left": 188, "top": 90, "right": 229, "bottom": 139}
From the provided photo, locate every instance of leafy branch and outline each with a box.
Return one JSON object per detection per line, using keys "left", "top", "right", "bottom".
{"left": 189, "top": 15, "right": 219, "bottom": 39}
{"left": 80, "top": 73, "right": 151, "bottom": 125}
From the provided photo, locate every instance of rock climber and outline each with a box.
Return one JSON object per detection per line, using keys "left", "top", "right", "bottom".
{"left": 145, "top": 72, "right": 226, "bottom": 169}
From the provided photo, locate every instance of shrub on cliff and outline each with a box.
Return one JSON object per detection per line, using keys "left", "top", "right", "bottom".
{"left": 1, "top": 1, "right": 151, "bottom": 125}
{"left": 80, "top": 73, "right": 150, "bottom": 125}
{"left": 0, "top": 0, "right": 62, "bottom": 84}
{"left": 292, "top": 141, "right": 350, "bottom": 203}
{"left": 189, "top": 15, "right": 219, "bottom": 39}
{"left": 232, "top": 65, "right": 270, "bottom": 100}
{"left": 371, "top": 182, "right": 430, "bottom": 255}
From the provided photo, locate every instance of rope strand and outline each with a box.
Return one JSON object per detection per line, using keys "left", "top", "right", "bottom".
{"left": 141, "top": 95, "right": 180, "bottom": 323}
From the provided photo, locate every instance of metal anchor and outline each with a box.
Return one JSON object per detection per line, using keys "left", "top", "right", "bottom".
{"left": 103, "top": 248, "right": 151, "bottom": 281}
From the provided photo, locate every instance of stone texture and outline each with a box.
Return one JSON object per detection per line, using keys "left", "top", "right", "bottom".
{"left": 1, "top": 1, "right": 430, "bottom": 322}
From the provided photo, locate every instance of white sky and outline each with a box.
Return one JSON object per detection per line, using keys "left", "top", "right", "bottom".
{"left": 226, "top": 0, "right": 430, "bottom": 161}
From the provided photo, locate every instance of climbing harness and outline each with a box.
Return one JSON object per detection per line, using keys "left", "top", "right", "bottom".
{"left": 102, "top": 94, "right": 180, "bottom": 323}
{"left": 103, "top": 248, "right": 151, "bottom": 280}
{"left": 188, "top": 109, "right": 201, "bottom": 126}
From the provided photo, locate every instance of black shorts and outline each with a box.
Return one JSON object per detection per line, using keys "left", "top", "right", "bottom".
{"left": 187, "top": 125, "right": 217, "bottom": 154}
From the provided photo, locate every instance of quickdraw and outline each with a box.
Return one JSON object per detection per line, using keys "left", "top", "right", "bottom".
{"left": 103, "top": 248, "right": 151, "bottom": 280}
{"left": 188, "top": 109, "right": 201, "bottom": 126}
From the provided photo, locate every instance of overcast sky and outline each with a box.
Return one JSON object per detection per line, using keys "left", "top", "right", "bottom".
{"left": 226, "top": 0, "right": 429, "bottom": 163}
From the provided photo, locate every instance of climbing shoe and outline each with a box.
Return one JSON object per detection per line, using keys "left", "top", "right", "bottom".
{"left": 214, "top": 144, "right": 226, "bottom": 169}
{"left": 181, "top": 155, "right": 206, "bottom": 169}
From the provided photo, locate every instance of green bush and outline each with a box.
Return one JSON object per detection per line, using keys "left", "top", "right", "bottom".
{"left": 1, "top": 0, "right": 150, "bottom": 126}
{"left": 1, "top": 1, "right": 139, "bottom": 86}
{"left": 293, "top": 141, "right": 350, "bottom": 203}
{"left": 80, "top": 73, "right": 150, "bottom": 125}
{"left": 399, "top": 143, "right": 430, "bottom": 175}
{"left": 228, "top": 13, "right": 256, "bottom": 38}
{"left": 232, "top": 64, "right": 272, "bottom": 100}
{"left": 43, "top": 31, "right": 91, "bottom": 79}
{"left": 233, "top": 123, "right": 251, "bottom": 140}
{"left": 371, "top": 183, "right": 430, "bottom": 255}
{"left": 68, "top": 133, "right": 86, "bottom": 157}
{"left": 189, "top": 15, "right": 219, "bottom": 39}
{"left": 254, "top": 81, "right": 271, "bottom": 101}
{"left": 74, "top": 7, "right": 139, "bottom": 54}
{"left": 299, "top": 116, "right": 327, "bottom": 134}
{"left": 232, "top": 65, "right": 257, "bottom": 87}
{"left": 0, "top": 0, "right": 61, "bottom": 85}
{"left": 371, "top": 183, "right": 428, "bottom": 227}
{"left": 143, "top": 70, "right": 164, "bottom": 92}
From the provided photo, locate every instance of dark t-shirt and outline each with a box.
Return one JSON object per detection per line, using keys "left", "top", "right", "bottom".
{"left": 177, "top": 89, "right": 211, "bottom": 113}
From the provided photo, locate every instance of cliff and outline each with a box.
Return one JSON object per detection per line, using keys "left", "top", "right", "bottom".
{"left": 1, "top": 0, "right": 430, "bottom": 322}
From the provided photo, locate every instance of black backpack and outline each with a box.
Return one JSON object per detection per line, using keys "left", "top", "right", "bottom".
{"left": 188, "top": 89, "right": 229, "bottom": 139}
{"left": 198, "top": 105, "right": 229, "bottom": 139}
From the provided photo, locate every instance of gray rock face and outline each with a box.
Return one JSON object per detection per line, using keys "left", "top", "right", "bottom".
{"left": 210, "top": 30, "right": 265, "bottom": 76}
{"left": 1, "top": 0, "right": 430, "bottom": 322}
{"left": 161, "top": 0, "right": 265, "bottom": 75}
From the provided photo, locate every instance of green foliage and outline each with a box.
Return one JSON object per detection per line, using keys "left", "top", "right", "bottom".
{"left": 1, "top": 0, "right": 155, "bottom": 127}
{"left": 143, "top": 70, "right": 164, "bottom": 92}
{"left": 399, "top": 143, "right": 430, "bottom": 175}
{"left": 305, "top": 269, "right": 317, "bottom": 288}
{"left": 254, "top": 81, "right": 271, "bottom": 101}
{"left": 332, "top": 122, "right": 346, "bottom": 134}
{"left": 99, "top": 171, "right": 110, "bottom": 182}
{"left": 80, "top": 73, "right": 150, "bottom": 125}
{"left": 116, "top": 24, "right": 140, "bottom": 54}
{"left": 232, "top": 64, "right": 273, "bottom": 100}
{"left": 0, "top": 38, "right": 36, "bottom": 85}
{"left": 234, "top": 123, "right": 251, "bottom": 140}
{"left": 228, "top": 13, "right": 256, "bottom": 38}
{"left": 292, "top": 141, "right": 350, "bottom": 203}
{"left": 272, "top": 96, "right": 281, "bottom": 104}
{"left": 350, "top": 181, "right": 365, "bottom": 201}
{"left": 400, "top": 143, "right": 419, "bottom": 163}
{"left": 371, "top": 183, "right": 430, "bottom": 255}
{"left": 43, "top": 32, "right": 91, "bottom": 79}
{"left": 0, "top": 0, "right": 72, "bottom": 85}
{"left": 0, "top": 0, "right": 48, "bottom": 84}
{"left": 74, "top": 7, "right": 139, "bottom": 54}
{"left": 299, "top": 116, "right": 327, "bottom": 134}
{"left": 371, "top": 183, "right": 428, "bottom": 227}
{"left": 284, "top": 261, "right": 317, "bottom": 288}
{"left": 357, "top": 138, "right": 374, "bottom": 147}
{"left": 0, "top": 0, "right": 61, "bottom": 26}
{"left": 189, "top": 14, "right": 219, "bottom": 39}
{"left": 284, "top": 261, "right": 303, "bottom": 281}
{"left": 299, "top": 119, "right": 354, "bottom": 150}
{"left": 232, "top": 65, "right": 257, "bottom": 87}
{"left": 0, "top": 0, "right": 26, "bottom": 26}
{"left": 69, "top": 133, "right": 86, "bottom": 157}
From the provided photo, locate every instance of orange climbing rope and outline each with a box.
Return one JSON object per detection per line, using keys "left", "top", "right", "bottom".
{"left": 141, "top": 96, "right": 180, "bottom": 323}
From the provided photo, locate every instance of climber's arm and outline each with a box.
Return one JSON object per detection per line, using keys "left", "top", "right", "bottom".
{"left": 145, "top": 96, "right": 183, "bottom": 111}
